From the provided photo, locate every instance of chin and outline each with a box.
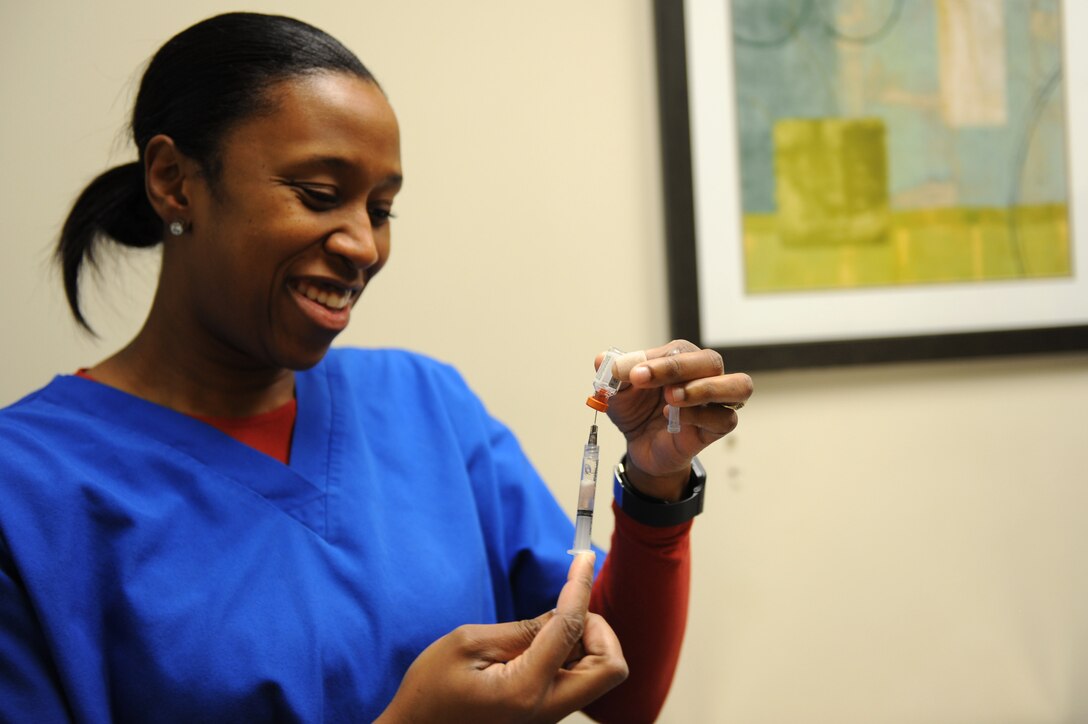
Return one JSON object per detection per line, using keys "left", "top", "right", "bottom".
{"left": 287, "top": 348, "right": 334, "bottom": 371}
{"left": 271, "top": 338, "right": 337, "bottom": 372}
{"left": 263, "top": 322, "right": 344, "bottom": 371}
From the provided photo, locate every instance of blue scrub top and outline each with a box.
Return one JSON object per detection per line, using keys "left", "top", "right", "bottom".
{"left": 0, "top": 348, "right": 587, "bottom": 722}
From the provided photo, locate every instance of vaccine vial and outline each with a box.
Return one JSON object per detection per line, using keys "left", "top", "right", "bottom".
{"left": 586, "top": 347, "right": 625, "bottom": 412}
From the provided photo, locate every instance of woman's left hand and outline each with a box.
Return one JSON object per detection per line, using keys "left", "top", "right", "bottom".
{"left": 600, "top": 340, "right": 753, "bottom": 501}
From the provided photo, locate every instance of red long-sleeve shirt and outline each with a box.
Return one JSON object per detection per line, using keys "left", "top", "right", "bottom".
{"left": 586, "top": 504, "right": 691, "bottom": 722}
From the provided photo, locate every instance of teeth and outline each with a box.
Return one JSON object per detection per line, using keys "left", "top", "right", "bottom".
{"left": 296, "top": 281, "right": 352, "bottom": 310}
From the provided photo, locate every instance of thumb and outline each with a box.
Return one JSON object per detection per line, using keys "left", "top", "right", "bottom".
{"left": 518, "top": 552, "right": 596, "bottom": 677}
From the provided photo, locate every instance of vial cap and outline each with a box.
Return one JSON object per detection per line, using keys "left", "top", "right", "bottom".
{"left": 585, "top": 395, "right": 609, "bottom": 412}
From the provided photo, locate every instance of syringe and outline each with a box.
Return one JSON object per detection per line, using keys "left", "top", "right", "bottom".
{"left": 568, "top": 423, "right": 600, "bottom": 555}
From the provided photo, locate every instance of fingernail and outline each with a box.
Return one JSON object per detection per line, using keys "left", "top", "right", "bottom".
{"left": 671, "top": 386, "right": 685, "bottom": 402}
{"left": 630, "top": 365, "right": 650, "bottom": 384}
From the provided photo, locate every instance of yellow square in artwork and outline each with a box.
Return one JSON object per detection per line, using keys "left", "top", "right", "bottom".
{"left": 773, "top": 117, "right": 890, "bottom": 247}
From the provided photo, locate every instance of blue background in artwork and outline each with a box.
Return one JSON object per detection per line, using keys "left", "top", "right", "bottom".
{"left": 729, "top": 0, "right": 1068, "bottom": 213}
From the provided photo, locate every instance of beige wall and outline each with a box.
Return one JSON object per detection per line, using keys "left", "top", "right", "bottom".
{"left": 3, "top": 2, "right": 1087, "bottom": 722}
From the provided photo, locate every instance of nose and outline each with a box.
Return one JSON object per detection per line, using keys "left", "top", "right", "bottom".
{"left": 324, "top": 214, "right": 381, "bottom": 271}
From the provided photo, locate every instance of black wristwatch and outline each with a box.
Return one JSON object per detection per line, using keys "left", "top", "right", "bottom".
{"left": 613, "top": 455, "right": 706, "bottom": 527}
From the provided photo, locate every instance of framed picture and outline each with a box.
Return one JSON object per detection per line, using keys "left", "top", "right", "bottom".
{"left": 654, "top": 0, "right": 1088, "bottom": 370}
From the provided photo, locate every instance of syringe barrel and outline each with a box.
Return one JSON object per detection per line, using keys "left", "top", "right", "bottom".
{"left": 577, "top": 443, "right": 599, "bottom": 510}
{"left": 569, "top": 426, "right": 601, "bottom": 555}
{"left": 570, "top": 513, "right": 593, "bottom": 553}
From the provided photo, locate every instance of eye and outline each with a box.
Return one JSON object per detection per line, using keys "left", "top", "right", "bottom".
{"left": 369, "top": 206, "right": 396, "bottom": 227}
{"left": 291, "top": 182, "right": 340, "bottom": 209}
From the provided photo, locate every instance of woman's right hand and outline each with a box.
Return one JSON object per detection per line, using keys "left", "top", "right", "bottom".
{"left": 376, "top": 552, "right": 628, "bottom": 723}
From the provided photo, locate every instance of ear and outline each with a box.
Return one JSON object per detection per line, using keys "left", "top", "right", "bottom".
{"left": 144, "top": 134, "right": 197, "bottom": 227}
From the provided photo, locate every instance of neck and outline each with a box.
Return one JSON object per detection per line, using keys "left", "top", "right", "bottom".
{"left": 90, "top": 300, "right": 296, "bottom": 419}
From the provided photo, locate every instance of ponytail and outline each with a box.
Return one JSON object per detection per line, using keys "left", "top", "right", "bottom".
{"left": 55, "top": 161, "right": 162, "bottom": 332}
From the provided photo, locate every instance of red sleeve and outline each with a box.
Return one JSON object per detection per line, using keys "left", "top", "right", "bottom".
{"left": 583, "top": 501, "right": 692, "bottom": 723}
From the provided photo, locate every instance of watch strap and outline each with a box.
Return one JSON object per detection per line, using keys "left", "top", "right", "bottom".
{"left": 613, "top": 455, "right": 706, "bottom": 527}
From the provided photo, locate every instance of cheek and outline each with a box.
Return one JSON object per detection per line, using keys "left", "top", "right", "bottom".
{"left": 201, "top": 233, "right": 280, "bottom": 318}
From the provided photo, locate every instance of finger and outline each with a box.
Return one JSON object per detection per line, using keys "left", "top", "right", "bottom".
{"left": 538, "top": 613, "right": 628, "bottom": 720}
{"left": 453, "top": 606, "right": 554, "bottom": 664}
{"left": 569, "top": 613, "right": 625, "bottom": 669}
{"left": 517, "top": 552, "right": 596, "bottom": 679}
{"left": 626, "top": 346, "right": 726, "bottom": 388}
{"left": 665, "top": 372, "right": 754, "bottom": 408}
{"left": 460, "top": 553, "right": 594, "bottom": 665}
{"left": 607, "top": 350, "right": 646, "bottom": 381}
{"left": 639, "top": 339, "right": 700, "bottom": 362}
{"left": 609, "top": 343, "right": 698, "bottom": 381}
{"left": 562, "top": 640, "right": 586, "bottom": 669}
{"left": 605, "top": 340, "right": 709, "bottom": 380}
{"left": 660, "top": 403, "right": 739, "bottom": 439}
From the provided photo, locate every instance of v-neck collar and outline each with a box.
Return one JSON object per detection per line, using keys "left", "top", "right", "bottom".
{"left": 37, "top": 363, "right": 337, "bottom": 539}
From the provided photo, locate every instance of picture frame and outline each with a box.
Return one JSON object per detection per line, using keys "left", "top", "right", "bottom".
{"left": 654, "top": 0, "right": 1088, "bottom": 370}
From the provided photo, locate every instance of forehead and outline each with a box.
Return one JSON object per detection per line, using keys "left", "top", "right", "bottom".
{"left": 219, "top": 72, "right": 402, "bottom": 181}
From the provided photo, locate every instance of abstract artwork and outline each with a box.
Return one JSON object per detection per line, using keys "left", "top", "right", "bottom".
{"left": 655, "top": 0, "right": 1088, "bottom": 369}
{"left": 731, "top": 0, "right": 1069, "bottom": 294}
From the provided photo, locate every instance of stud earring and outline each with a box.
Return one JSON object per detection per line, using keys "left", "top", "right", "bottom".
{"left": 169, "top": 221, "right": 185, "bottom": 237}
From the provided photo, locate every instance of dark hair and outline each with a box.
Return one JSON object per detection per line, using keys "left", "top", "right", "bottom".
{"left": 56, "top": 12, "right": 376, "bottom": 331}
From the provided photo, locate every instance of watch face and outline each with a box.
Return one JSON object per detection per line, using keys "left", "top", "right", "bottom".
{"left": 690, "top": 455, "right": 706, "bottom": 482}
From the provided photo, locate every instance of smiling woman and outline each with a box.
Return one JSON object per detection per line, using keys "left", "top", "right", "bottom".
{"left": 134, "top": 73, "right": 403, "bottom": 385}
{"left": 0, "top": 10, "right": 753, "bottom": 723}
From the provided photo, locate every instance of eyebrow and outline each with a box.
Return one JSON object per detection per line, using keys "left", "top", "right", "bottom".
{"left": 378, "top": 173, "right": 404, "bottom": 190}
{"left": 303, "top": 156, "right": 352, "bottom": 171}
{"left": 294, "top": 156, "right": 403, "bottom": 188}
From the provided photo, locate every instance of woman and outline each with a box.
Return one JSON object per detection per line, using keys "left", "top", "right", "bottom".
{"left": 0, "top": 12, "right": 752, "bottom": 723}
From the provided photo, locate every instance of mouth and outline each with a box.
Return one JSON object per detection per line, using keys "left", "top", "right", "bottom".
{"left": 291, "top": 279, "right": 357, "bottom": 311}
{"left": 288, "top": 278, "right": 361, "bottom": 333}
